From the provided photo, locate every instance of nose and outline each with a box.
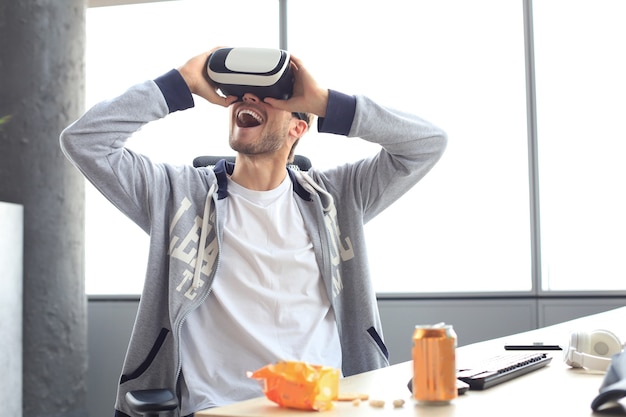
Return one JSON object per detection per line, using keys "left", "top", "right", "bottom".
{"left": 242, "top": 93, "right": 261, "bottom": 103}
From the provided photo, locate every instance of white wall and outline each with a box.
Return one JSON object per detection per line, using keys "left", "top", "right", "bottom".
{"left": 0, "top": 202, "right": 23, "bottom": 417}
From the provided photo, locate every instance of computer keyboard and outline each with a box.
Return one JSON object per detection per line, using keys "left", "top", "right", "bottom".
{"left": 457, "top": 352, "right": 552, "bottom": 390}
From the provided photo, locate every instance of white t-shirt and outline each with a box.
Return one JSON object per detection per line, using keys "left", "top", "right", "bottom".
{"left": 180, "top": 175, "right": 342, "bottom": 414}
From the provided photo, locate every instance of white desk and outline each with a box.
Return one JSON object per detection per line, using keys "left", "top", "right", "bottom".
{"left": 197, "top": 306, "right": 626, "bottom": 416}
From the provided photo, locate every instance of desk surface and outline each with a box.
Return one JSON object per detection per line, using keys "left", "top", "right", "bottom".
{"left": 197, "top": 306, "right": 626, "bottom": 417}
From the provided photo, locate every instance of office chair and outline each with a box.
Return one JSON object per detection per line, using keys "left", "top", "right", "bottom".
{"left": 125, "top": 389, "right": 178, "bottom": 417}
{"left": 192, "top": 154, "right": 312, "bottom": 171}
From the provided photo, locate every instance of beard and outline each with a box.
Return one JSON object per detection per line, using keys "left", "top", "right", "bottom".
{"left": 229, "top": 119, "right": 290, "bottom": 156}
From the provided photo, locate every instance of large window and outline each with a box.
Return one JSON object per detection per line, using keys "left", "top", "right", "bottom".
{"left": 533, "top": 0, "right": 626, "bottom": 292}
{"left": 289, "top": 0, "right": 531, "bottom": 293}
{"left": 85, "top": 0, "right": 278, "bottom": 294}
{"left": 85, "top": 0, "right": 625, "bottom": 296}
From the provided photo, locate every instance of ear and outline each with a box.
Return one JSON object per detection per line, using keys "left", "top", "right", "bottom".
{"left": 290, "top": 118, "right": 309, "bottom": 140}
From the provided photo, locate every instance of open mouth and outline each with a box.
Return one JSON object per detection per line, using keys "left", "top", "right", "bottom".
{"left": 236, "top": 108, "right": 264, "bottom": 128}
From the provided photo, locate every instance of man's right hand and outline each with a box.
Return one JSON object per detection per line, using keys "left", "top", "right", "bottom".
{"left": 177, "top": 48, "right": 239, "bottom": 107}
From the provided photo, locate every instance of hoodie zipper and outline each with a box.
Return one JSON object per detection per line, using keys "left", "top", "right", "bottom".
{"left": 296, "top": 171, "right": 337, "bottom": 313}
{"left": 173, "top": 185, "right": 223, "bottom": 406}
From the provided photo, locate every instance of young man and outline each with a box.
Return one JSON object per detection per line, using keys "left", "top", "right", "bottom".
{"left": 60, "top": 48, "right": 447, "bottom": 416}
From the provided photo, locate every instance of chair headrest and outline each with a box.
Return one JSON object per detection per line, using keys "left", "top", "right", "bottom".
{"left": 193, "top": 155, "right": 311, "bottom": 171}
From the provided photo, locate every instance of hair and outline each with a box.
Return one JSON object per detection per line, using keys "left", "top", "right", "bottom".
{"left": 292, "top": 112, "right": 313, "bottom": 128}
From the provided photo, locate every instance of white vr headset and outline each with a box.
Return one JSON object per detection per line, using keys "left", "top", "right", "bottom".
{"left": 564, "top": 329, "right": 625, "bottom": 372}
{"left": 206, "top": 47, "right": 294, "bottom": 100}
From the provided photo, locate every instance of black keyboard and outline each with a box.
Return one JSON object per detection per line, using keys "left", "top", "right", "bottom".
{"left": 457, "top": 352, "right": 552, "bottom": 390}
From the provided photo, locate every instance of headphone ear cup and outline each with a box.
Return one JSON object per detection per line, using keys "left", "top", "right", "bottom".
{"left": 565, "top": 331, "right": 589, "bottom": 368}
{"left": 564, "top": 329, "right": 623, "bottom": 372}
{"left": 589, "top": 329, "right": 623, "bottom": 358}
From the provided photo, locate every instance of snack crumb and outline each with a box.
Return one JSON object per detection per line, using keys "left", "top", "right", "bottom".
{"left": 338, "top": 393, "right": 369, "bottom": 402}
{"left": 352, "top": 398, "right": 361, "bottom": 406}
{"left": 369, "top": 399, "right": 385, "bottom": 408}
{"left": 393, "top": 399, "right": 405, "bottom": 408}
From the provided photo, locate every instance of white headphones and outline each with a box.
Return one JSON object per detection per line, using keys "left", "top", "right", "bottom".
{"left": 564, "top": 329, "right": 624, "bottom": 372}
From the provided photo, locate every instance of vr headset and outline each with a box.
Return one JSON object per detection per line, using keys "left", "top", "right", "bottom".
{"left": 206, "top": 47, "right": 295, "bottom": 100}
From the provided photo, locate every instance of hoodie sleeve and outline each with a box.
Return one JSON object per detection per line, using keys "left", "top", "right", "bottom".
{"left": 317, "top": 90, "right": 357, "bottom": 136}
{"left": 154, "top": 69, "right": 195, "bottom": 113}
{"left": 313, "top": 91, "right": 448, "bottom": 224}
{"left": 59, "top": 70, "right": 194, "bottom": 232}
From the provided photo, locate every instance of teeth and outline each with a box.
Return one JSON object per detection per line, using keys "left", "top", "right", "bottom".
{"left": 237, "top": 109, "right": 263, "bottom": 124}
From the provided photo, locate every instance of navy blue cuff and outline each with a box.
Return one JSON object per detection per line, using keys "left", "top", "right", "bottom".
{"left": 317, "top": 89, "right": 356, "bottom": 136}
{"left": 153, "top": 69, "right": 194, "bottom": 113}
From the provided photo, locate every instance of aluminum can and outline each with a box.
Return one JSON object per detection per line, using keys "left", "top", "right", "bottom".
{"left": 412, "top": 323, "right": 457, "bottom": 403}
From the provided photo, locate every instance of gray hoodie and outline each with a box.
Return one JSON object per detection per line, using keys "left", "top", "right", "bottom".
{"left": 60, "top": 69, "right": 447, "bottom": 417}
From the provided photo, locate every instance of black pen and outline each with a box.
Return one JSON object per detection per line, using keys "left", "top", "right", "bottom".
{"left": 504, "top": 343, "right": 562, "bottom": 351}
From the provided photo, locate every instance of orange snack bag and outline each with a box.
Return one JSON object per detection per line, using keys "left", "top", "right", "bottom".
{"left": 247, "top": 361, "right": 339, "bottom": 411}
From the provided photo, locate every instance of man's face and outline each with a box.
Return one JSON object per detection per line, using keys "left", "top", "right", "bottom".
{"left": 228, "top": 94, "right": 293, "bottom": 157}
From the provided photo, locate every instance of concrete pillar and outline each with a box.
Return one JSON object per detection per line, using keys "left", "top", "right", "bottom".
{"left": 0, "top": 1, "right": 88, "bottom": 417}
